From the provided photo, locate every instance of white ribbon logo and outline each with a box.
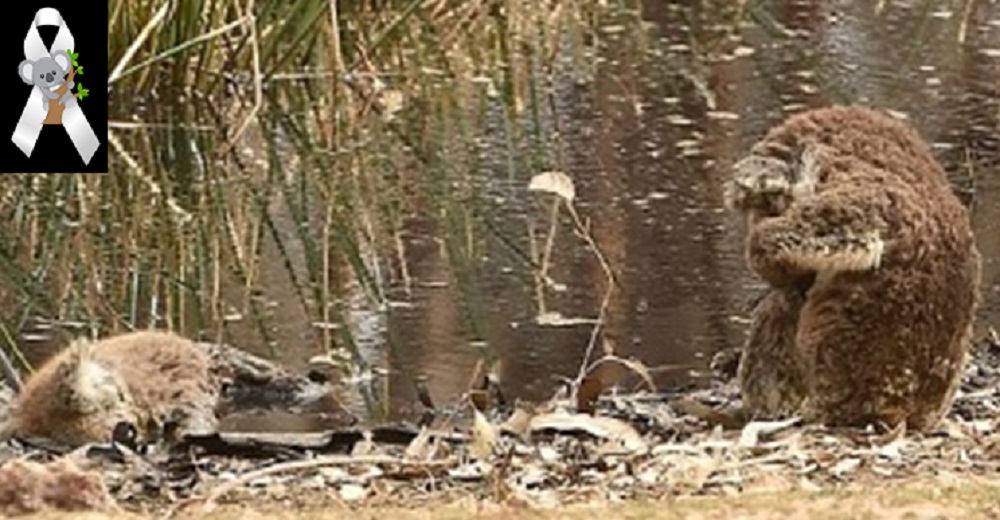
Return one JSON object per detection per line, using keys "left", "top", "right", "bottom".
{"left": 12, "top": 8, "right": 99, "bottom": 165}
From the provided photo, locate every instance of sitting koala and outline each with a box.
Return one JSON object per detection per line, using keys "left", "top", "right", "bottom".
{"left": 726, "top": 106, "right": 981, "bottom": 432}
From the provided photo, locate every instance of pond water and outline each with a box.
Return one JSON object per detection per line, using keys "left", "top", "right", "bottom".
{"left": 378, "top": 0, "right": 1000, "bottom": 418}
{"left": 16, "top": 1, "right": 1000, "bottom": 428}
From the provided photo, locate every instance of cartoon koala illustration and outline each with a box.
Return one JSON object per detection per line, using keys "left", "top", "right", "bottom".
{"left": 18, "top": 50, "right": 75, "bottom": 111}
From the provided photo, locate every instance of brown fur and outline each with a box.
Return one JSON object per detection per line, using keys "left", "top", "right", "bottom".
{"left": 4, "top": 330, "right": 218, "bottom": 445}
{"left": 728, "top": 106, "right": 981, "bottom": 431}
{"left": 0, "top": 458, "right": 115, "bottom": 515}
{"left": 737, "top": 288, "right": 810, "bottom": 417}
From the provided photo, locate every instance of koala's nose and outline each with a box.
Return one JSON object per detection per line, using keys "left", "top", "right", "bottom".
{"left": 45, "top": 73, "right": 54, "bottom": 83}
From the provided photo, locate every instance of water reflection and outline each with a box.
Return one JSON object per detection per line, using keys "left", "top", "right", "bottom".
{"left": 386, "top": 0, "right": 1000, "bottom": 416}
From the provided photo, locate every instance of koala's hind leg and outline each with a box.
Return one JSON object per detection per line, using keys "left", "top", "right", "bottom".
{"left": 738, "top": 289, "right": 809, "bottom": 419}
{"left": 746, "top": 185, "right": 894, "bottom": 287}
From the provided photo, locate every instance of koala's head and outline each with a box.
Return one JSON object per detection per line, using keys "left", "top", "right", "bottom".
{"left": 56, "top": 340, "right": 138, "bottom": 426}
{"left": 18, "top": 50, "right": 71, "bottom": 88}
{"left": 724, "top": 145, "right": 822, "bottom": 220}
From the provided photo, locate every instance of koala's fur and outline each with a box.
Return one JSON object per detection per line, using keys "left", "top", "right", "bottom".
{"left": 726, "top": 106, "right": 981, "bottom": 431}
{"left": 3, "top": 331, "right": 219, "bottom": 446}
{"left": 18, "top": 50, "right": 75, "bottom": 111}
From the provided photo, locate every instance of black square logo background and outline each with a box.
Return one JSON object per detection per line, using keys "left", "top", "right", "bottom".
{"left": 1, "top": 2, "right": 108, "bottom": 173}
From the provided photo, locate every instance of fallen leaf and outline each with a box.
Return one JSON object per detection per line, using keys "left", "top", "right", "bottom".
{"left": 404, "top": 426, "right": 435, "bottom": 461}
{"left": 469, "top": 408, "right": 498, "bottom": 461}
{"left": 499, "top": 404, "right": 535, "bottom": 438}
{"left": 528, "top": 411, "right": 647, "bottom": 452}
{"left": 577, "top": 354, "right": 657, "bottom": 413}
{"left": 672, "top": 398, "right": 748, "bottom": 430}
{"left": 528, "top": 171, "right": 576, "bottom": 202}
{"left": 575, "top": 378, "right": 603, "bottom": 415}
{"left": 829, "top": 457, "right": 861, "bottom": 477}
{"left": 738, "top": 417, "right": 801, "bottom": 448}
{"left": 449, "top": 461, "right": 490, "bottom": 481}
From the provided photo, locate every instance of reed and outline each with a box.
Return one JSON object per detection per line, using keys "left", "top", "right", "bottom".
{"left": 0, "top": 0, "right": 638, "bottom": 412}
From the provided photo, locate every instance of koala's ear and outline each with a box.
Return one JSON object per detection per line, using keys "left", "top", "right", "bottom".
{"left": 51, "top": 50, "right": 71, "bottom": 72}
{"left": 18, "top": 60, "right": 34, "bottom": 85}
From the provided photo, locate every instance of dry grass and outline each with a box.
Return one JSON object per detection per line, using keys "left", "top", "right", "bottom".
{"left": 3, "top": 0, "right": 629, "bottom": 374}
{"left": 8, "top": 476, "right": 1000, "bottom": 520}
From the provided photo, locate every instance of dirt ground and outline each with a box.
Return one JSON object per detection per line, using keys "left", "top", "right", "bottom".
{"left": 7, "top": 475, "right": 1000, "bottom": 520}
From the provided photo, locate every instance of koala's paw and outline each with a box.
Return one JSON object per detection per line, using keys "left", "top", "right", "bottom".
{"left": 60, "top": 92, "right": 77, "bottom": 107}
{"left": 66, "top": 81, "right": 75, "bottom": 91}
{"left": 776, "top": 230, "right": 885, "bottom": 273}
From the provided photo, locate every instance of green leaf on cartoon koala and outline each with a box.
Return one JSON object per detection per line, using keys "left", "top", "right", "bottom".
{"left": 76, "top": 66, "right": 83, "bottom": 75}
{"left": 77, "top": 84, "right": 89, "bottom": 100}
{"left": 68, "top": 49, "right": 79, "bottom": 66}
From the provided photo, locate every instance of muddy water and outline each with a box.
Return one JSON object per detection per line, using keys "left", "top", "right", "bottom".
{"left": 382, "top": 1, "right": 1000, "bottom": 416}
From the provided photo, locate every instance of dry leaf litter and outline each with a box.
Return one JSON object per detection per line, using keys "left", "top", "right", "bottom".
{"left": 0, "top": 335, "right": 998, "bottom": 516}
